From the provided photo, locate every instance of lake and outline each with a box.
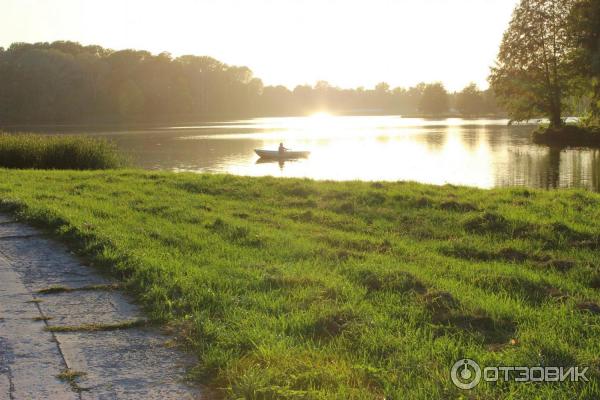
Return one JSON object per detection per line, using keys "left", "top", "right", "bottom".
{"left": 65, "top": 116, "right": 600, "bottom": 191}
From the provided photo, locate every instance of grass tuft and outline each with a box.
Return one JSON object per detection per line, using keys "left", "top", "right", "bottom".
{"left": 36, "top": 283, "right": 121, "bottom": 294}
{"left": 57, "top": 368, "right": 87, "bottom": 392}
{"left": 32, "top": 316, "right": 53, "bottom": 321}
{"left": 45, "top": 319, "right": 147, "bottom": 332}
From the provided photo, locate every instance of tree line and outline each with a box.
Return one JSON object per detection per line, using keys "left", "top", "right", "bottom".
{"left": 490, "top": 0, "right": 600, "bottom": 128}
{"left": 258, "top": 81, "right": 501, "bottom": 117}
{"left": 0, "top": 41, "right": 501, "bottom": 125}
{"left": 0, "top": 42, "right": 262, "bottom": 124}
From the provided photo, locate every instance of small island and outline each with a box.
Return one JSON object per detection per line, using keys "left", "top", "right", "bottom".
{"left": 532, "top": 124, "right": 600, "bottom": 146}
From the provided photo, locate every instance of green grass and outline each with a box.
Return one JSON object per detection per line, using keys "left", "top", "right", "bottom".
{"left": 0, "top": 133, "right": 126, "bottom": 169}
{"left": 1, "top": 170, "right": 599, "bottom": 399}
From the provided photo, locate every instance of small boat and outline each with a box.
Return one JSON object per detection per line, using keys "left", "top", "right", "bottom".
{"left": 255, "top": 149, "right": 310, "bottom": 159}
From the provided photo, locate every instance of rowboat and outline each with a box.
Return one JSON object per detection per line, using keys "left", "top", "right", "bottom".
{"left": 254, "top": 149, "right": 310, "bottom": 159}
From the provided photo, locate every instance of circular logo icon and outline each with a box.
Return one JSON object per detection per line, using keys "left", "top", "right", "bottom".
{"left": 451, "top": 359, "right": 481, "bottom": 389}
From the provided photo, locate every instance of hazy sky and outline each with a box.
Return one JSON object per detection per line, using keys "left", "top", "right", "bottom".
{"left": 0, "top": 0, "right": 518, "bottom": 91}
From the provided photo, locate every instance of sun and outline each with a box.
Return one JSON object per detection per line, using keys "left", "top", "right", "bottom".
{"left": 310, "top": 111, "right": 332, "bottom": 118}
{"left": 300, "top": 111, "right": 338, "bottom": 135}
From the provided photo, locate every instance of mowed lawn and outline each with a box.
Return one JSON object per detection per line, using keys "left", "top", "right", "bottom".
{"left": 0, "top": 170, "right": 599, "bottom": 399}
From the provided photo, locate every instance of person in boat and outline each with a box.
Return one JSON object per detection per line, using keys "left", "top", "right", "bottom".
{"left": 278, "top": 142, "right": 289, "bottom": 155}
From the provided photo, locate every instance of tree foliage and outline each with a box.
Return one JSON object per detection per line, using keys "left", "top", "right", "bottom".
{"left": 0, "top": 42, "right": 264, "bottom": 124}
{"left": 489, "top": 0, "right": 577, "bottom": 127}
{"left": 418, "top": 83, "right": 449, "bottom": 115}
{"left": 569, "top": 0, "right": 600, "bottom": 124}
{"left": 456, "top": 83, "right": 485, "bottom": 116}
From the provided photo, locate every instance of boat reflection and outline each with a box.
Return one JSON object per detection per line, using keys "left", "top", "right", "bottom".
{"left": 255, "top": 157, "right": 303, "bottom": 170}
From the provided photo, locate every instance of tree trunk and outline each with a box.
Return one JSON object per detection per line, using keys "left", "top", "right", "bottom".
{"left": 550, "top": 111, "right": 562, "bottom": 128}
{"left": 549, "top": 96, "right": 563, "bottom": 128}
{"left": 591, "top": 82, "right": 600, "bottom": 121}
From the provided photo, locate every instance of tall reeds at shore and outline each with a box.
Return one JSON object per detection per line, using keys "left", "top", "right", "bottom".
{"left": 0, "top": 133, "right": 126, "bottom": 169}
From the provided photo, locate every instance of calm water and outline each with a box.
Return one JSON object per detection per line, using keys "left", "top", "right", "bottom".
{"left": 91, "top": 116, "right": 600, "bottom": 191}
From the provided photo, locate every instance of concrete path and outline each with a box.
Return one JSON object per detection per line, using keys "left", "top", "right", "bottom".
{"left": 0, "top": 214, "right": 204, "bottom": 399}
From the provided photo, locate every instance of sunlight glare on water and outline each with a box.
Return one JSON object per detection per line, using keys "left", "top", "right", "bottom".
{"left": 96, "top": 115, "right": 600, "bottom": 191}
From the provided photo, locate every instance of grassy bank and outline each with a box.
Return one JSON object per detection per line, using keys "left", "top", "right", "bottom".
{"left": 0, "top": 170, "right": 599, "bottom": 399}
{"left": 0, "top": 133, "right": 125, "bottom": 169}
{"left": 532, "top": 125, "right": 600, "bottom": 146}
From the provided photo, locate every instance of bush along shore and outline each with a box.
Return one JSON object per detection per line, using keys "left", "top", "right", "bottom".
{"left": 532, "top": 125, "right": 600, "bottom": 147}
{"left": 0, "top": 133, "right": 126, "bottom": 169}
{"left": 0, "top": 170, "right": 599, "bottom": 399}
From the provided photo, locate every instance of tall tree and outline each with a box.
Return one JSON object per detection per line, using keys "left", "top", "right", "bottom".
{"left": 418, "top": 83, "right": 449, "bottom": 115}
{"left": 489, "top": 0, "right": 576, "bottom": 127}
{"left": 569, "top": 0, "right": 600, "bottom": 124}
{"left": 456, "top": 83, "right": 485, "bottom": 116}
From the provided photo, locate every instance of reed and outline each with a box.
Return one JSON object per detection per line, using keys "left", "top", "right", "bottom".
{"left": 0, "top": 133, "right": 125, "bottom": 169}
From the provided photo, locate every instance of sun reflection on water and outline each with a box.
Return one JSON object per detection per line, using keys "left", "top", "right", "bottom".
{"left": 218, "top": 117, "right": 503, "bottom": 187}
{"left": 106, "top": 116, "right": 600, "bottom": 191}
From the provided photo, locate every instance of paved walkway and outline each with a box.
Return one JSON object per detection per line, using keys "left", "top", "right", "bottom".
{"left": 0, "top": 214, "right": 204, "bottom": 399}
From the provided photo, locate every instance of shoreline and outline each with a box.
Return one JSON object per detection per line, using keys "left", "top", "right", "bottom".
{"left": 0, "top": 115, "right": 511, "bottom": 132}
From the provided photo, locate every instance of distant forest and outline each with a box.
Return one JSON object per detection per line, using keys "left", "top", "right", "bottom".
{"left": 0, "top": 41, "right": 503, "bottom": 124}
